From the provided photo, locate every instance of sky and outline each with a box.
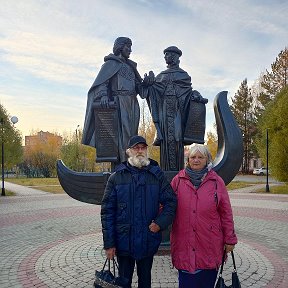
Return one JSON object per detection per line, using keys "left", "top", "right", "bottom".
{"left": 1, "top": 0, "right": 287, "bottom": 143}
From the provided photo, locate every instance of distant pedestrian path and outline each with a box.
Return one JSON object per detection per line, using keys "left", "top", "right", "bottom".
{"left": 0, "top": 181, "right": 287, "bottom": 287}
{"left": 233, "top": 174, "right": 279, "bottom": 183}
{"left": 4, "top": 181, "right": 50, "bottom": 196}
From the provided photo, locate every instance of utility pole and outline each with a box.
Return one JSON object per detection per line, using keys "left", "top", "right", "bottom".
{"left": 265, "top": 128, "right": 270, "bottom": 193}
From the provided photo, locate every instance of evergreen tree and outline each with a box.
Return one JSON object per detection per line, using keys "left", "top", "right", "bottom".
{"left": 260, "top": 47, "right": 288, "bottom": 104}
{"left": 252, "top": 48, "right": 288, "bottom": 166}
{"left": 255, "top": 86, "right": 288, "bottom": 181}
{"left": 230, "top": 79, "right": 256, "bottom": 173}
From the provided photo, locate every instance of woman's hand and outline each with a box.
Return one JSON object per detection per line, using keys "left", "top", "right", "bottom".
{"left": 225, "top": 244, "right": 235, "bottom": 253}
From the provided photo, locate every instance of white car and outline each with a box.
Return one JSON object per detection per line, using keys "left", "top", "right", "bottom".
{"left": 253, "top": 167, "right": 269, "bottom": 176}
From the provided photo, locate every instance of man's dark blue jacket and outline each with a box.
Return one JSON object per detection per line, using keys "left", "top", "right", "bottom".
{"left": 101, "top": 159, "right": 177, "bottom": 260}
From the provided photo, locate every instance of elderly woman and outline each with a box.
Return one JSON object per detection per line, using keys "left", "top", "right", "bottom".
{"left": 170, "top": 144, "right": 237, "bottom": 288}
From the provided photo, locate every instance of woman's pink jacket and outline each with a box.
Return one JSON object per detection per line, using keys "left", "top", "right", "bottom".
{"left": 170, "top": 169, "right": 237, "bottom": 272}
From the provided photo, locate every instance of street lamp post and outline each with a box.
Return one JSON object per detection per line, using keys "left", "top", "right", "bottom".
{"left": 1, "top": 118, "right": 4, "bottom": 196}
{"left": 265, "top": 128, "right": 270, "bottom": 193}
{"left": 1, "top": 116, "right": 19, "bottom": 196}
{"left": 75, "top": 124, "right": 80, "bottom": 141}
{"left": 75, "top": 125, "right": 80, "bottom": 170}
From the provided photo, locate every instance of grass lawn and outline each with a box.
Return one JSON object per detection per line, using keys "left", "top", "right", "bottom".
{"left": 2, "top": 190, "right": 16, "bottom": 196}
{"left": 226, "top": 181, "right": 255, "bottom": 190}
{"left": 5, "top": 177, "right": 65, "bottom": 194}
{"left": 5, "top": 178, "right": 288, "bottom": 194}
{"left": 254, "top": 183, "right": 288, "bottom": 194}
{"left": 6, "top": 178, "right": 257, "bottom": 193}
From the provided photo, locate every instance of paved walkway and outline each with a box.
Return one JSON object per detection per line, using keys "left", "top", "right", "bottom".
{"left": 0, "top": 181, "right": 287, "bottom": 287}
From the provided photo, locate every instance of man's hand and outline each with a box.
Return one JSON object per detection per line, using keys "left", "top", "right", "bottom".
{"left": 143, "top": 71, "right": 155, "bottom": 86}
{"left": 149, "top": 222, "right": 160, "bottom": 233}
{"left": 100, "top": 95, "right": 109, "bottom": 108}
{"left": 105, "top": 247, "right": 116, "bottom": 259}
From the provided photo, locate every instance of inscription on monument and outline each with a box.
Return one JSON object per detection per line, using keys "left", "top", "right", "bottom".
{"left": 93, "top": 102, "right": 118, "bottom": 162}
{"left": 184, "top": 101, "right": 206, "bottom": 144}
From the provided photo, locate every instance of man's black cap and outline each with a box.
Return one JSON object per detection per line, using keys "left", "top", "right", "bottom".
{"left": 127, "top": 135, "right": 148, "bottom": 148}
{"left": 163, "top": 46, "right": 182, "bottom": 56}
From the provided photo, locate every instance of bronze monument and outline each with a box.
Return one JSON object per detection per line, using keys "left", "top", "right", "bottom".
{"left": 57, "top": 37, "right": 243, "bottom": 204}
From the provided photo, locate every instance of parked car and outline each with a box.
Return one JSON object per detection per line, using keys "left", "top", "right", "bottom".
{"left": 253, "top": 167, "right": 269, "bottom": 176}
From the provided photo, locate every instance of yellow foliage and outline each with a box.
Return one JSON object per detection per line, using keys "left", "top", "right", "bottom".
{"left": 138, "top": 109, "right": 160, "bottom": 163}
{"left": 24, "top": 131, "right": 62, "bottom": 159}
{"left": 206, "top": 131, "right": 218, "bottom": 160}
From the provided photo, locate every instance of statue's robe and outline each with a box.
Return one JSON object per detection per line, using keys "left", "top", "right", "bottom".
{"left": 140, "top": 67, "right": 205, "bottom": 171}
{"left": 82, "top": 54, "right": 141, "bottom": 162}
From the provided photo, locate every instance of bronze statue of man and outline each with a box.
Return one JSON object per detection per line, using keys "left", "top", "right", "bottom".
{"left": 141, "top": 46, "right": 208, "bottom": 171}
{"left": 82, "top": 37, "right": 143, "bottom": 164}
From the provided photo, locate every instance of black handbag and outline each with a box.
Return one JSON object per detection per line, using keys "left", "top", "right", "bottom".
{"left": 94, "top": 258, "right": 129, "bottom": 288}
{"left": 215, "top": 249, "right": 241, "bottom": 288}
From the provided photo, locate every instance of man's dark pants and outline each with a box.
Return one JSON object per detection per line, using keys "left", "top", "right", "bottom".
{"left": 117, "top": 255, "right": 154, "bottom": 288}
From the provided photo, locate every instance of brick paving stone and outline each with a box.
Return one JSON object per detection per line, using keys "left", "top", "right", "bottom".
{"left": 0, "top": 181, "right": 288, "bottom": 287}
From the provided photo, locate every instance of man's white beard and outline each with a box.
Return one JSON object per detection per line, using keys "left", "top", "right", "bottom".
{"left": 128, "top": 155, "right": 150, "bottom": 168}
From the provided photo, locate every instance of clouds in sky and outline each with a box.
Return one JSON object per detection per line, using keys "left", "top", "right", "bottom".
{"left": 1, "top": 0, "right": 287, "bottom": 139}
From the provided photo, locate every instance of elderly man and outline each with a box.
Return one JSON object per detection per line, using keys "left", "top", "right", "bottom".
{"left": 101, "top": 135, "right": 177, "bottom": 288}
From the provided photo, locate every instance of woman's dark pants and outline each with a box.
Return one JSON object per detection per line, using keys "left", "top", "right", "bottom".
{"left": 178, "top": 269, "right": 218, "bottom": 288}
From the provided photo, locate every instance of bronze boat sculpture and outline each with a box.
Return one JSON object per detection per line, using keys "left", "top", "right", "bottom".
{"left": 57, "top": 91, "right": 243, "bottom": 205}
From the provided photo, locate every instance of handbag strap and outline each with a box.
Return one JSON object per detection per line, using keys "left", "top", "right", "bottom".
{"left": 113, "top": 258, "right": 119, "bottom": 269}
{"left": 219, "top": 249, "right": 238, "bottom": 275}
{"left": 102, "top": 257, "right": 119, "bottom": 277}
{"left": 231, "top": 250, "right": 237, "bottom": 272}
{"left": 219, "top": 248, "right": 226, "bottom": 276}
{"left": 101, "top": 257, "right": 109, "bottom": 272}
{"left": 112, "top": 258, "right": 116, "bottom": 276}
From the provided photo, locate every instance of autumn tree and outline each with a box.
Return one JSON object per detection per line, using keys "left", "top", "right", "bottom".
{"left": 61, "top": 129, "right": 101, "bottom": 172}
{"left": 230, "top": 79, "right": 256, "bottom": 173}
{"left": 138, "top": 100, "right": 160, "bottom": 163}
{"left": 206, "top": 131, "right": 218, "bottom": 160}
{"left": 24, "top": 131, "right": 62, "bottom": 177}
{"left": 255, "top": 86, "right": 288, "bottom": 181}
{"left": 0, "top": 104, "right": 23, "bottom": 172}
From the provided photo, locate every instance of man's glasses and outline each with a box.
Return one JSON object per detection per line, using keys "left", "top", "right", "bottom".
{"left": 131, "top": 145, "right": 147, "bottom": 151}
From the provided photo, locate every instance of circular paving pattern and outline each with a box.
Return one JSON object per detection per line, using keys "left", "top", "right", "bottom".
{"left": 16, "top": 233, "right": 275, "bottom": 288}
{"left": 2, "top": 188, "right": 287, "bottom": 288}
